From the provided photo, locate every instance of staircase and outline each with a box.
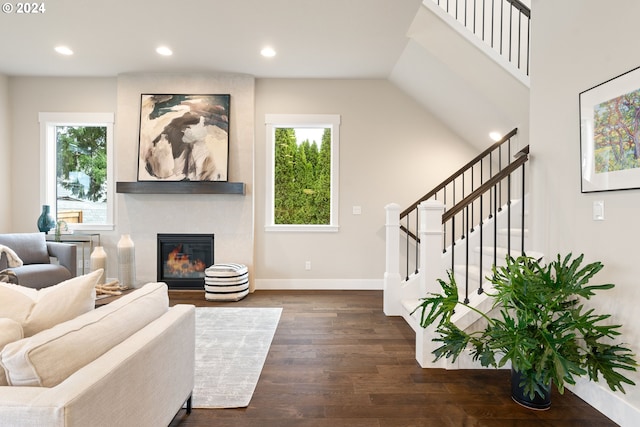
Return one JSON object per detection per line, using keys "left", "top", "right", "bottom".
{"left": 384, "top": 129, "right": 534, "bottom": 368}
{"left": 384, "top": 0, "right": 533, "bottom": 368}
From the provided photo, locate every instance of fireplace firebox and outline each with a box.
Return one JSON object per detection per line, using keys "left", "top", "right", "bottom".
{"left": 157, "top": 233, "right": 214, "bottom": 289}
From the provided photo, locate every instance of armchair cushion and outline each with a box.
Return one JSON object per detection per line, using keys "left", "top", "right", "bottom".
{"left": 0, "top": 233, "right": 49, "bottom": 265}
{"left": 2, "top": 264, "right": 71, "bottom": 289}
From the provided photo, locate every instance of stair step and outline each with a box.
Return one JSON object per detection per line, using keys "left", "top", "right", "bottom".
{"left": 401, "top": 299, "right": 423, "bottom": 333}
{"left": 475, "top": 246, "right": 543, "bottom": 259}
{"left": 452, "top": 264, "right": 493, "bottom": 295}
{"left": 401, "top": 298, "right": 422, "bottom": 315}
{"left": 453, "top": 263, "right": 492, "bottom": 278}
{"left": 497, "top": 228, "right": 529, "bottom": 237}
{"left": 450, "top": 283, "right": 496, "bottom": 330}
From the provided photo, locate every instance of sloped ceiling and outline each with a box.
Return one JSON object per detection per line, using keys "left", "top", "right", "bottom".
{"left": 0, "top": 0, "right": 422, "bottom": 78}
{"left": 0, "top": 0, "right": 528, "bottom": 149}
{"left": 390, "top": 4, "right": 530, "bottom": 149}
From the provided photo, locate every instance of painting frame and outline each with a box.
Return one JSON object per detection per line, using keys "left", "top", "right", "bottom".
{"left": 137, "top": 94, "right": 230, "bottom": 182}
{"left": 580, "top": 65, "right": 640, "bottom": 193}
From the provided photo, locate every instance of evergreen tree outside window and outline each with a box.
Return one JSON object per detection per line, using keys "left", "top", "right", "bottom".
{"left": 40, "top": 113, "right": 115, "bottom": 231}
{"left": 265, "top": 114, "right": 340, "bottom": 232}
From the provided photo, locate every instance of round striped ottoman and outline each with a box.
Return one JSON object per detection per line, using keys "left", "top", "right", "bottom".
{"left": 204, "top": 263, "right": 249, "bottom": 301}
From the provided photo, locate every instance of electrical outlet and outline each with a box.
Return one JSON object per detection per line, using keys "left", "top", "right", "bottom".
{"left": 84, "top": 260, "right": 91, "bottom": 269}
{"left": 305, "top": 261, "right": 311, "bottom": 270}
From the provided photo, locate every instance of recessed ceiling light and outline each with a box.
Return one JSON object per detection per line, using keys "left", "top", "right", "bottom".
{"left": 260, "top": 47, "right": 276, "bottom": 58}
{"left": 54, "top": 46, "right": 74, "bottom": 56}
{"left": 489, "top": 131, "right": 502, "bottom": 142}
{"left": 156, "top": 46, "right": 173, "bottom": 56}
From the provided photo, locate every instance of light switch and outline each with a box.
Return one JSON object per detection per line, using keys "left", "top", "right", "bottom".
{"left": 352, "top": 206, "right": 362, "bottom": 215}
{"left": 593, "top": 200, "right": 604, "bottom": 221}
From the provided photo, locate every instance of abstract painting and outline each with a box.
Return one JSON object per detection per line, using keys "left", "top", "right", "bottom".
{"left": 138, "top": 94, "right": 230, "bottom": 181}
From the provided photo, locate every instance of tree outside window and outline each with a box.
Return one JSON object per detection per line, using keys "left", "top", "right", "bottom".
{"left": 40, "top": 112, "right": 114, "bottom": 231}
{"left": 56, "top": 126, "right": 107, "bottom": 224}
{"left": 274, "top": 127, "right": 331, "bottom": 225}
{"left": 265, "top": 114, "right": 340, "bottom": 232}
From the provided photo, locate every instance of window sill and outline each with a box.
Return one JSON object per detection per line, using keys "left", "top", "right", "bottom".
{"left": 265, "top": 224, "right": 339, "bottom": 233}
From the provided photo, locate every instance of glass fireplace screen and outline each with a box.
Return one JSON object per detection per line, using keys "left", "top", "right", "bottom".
{"left": 157, "top": 233, "right": 214, "bottom": 289}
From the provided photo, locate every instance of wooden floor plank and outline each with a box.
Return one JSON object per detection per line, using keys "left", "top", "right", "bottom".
{"left": 168, "top": 290, "right": 618, "bottom": 427}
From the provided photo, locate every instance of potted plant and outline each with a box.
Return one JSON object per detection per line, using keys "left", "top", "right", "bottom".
{"left": 414, "top": 253, "right": 637, "bottom": 409}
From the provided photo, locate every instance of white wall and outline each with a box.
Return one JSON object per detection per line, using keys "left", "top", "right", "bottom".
{"left": 7, "top": 77, "right": 117, "bottom": 233}
{"left": 0, "top": 75, "right": 10, "bottom": 231}
{"left": 254, "top": 79, "right": 478, "bottom": 289}
{"left": 114, "top": 73, "right": 255, "bottom": 287}
{"left": 530, "top": 0, "right": 640, "bottom": 424}
{"left": 6, "top": 75, "right": 476, "bottom": 292}
{"left": 7, "top": 74, "right": 255, "bottom": 287}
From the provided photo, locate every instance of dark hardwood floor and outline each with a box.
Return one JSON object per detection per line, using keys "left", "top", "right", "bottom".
{"left": 168, "top": 290, "right": 617, "bottom": 427}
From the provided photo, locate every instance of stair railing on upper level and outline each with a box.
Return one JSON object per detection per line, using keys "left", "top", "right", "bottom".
{"left": 399, "top": 128, "right": 519, "bottom": 281}
{"left": 429, "top": 0, "right": 531, "bottom": 76}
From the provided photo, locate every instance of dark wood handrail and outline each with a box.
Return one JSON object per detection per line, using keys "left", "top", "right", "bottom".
{"left": 508, "top": 0, "right": 531, "bottom": 17}
{"left": 400, "top": 128, "right": 518, "bottom": 218}
{"left": 442, "top": 146, "right": 529, "bottom": 223}
{"left": 399, "top": 225, "right": 419, "bottom": 243}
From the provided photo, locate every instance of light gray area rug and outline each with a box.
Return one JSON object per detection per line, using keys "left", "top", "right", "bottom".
{"left": 193, "top": 307, "right": 282, "bottom": 408}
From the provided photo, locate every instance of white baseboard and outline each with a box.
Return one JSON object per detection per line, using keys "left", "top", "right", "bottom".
{"left": 569, "top": 378, "right": 640, "bottom": 427}
{"left": 254, "top": 278, "right": 383, "bottom": 290}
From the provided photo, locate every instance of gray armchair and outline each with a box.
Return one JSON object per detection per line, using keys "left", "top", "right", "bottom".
{"left": 0, "top": 232, "right": 77, "bottom": 289}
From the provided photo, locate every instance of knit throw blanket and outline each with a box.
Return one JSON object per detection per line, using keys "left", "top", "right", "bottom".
{"left": 0, "top": 244, "right": 23, "bottom": 267}
{"left": 0, "top": 269, "right": 18, "bottom": 284}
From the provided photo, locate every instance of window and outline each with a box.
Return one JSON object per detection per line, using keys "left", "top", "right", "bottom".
{"left": 265, "top": 114, "right": 340, "bottom": 232}
{"left": 39, "top": 113, "right": 114, "bottom": 231}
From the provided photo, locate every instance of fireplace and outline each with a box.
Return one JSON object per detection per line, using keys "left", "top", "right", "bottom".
{"left": 157, "top": 233, "right": 214, "bottom": 289}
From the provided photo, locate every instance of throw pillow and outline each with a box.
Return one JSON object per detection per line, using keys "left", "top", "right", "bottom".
{"left": 0, "top": 269, "right": 101, "bottom": 337}
{"left": 0, "top": 318, "right": 23, "bottom": 386}
{"left": 0, "top": 284, "right": 36, "bottom": 324}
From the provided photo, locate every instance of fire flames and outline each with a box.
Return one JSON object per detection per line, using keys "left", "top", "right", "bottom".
{"left": 165, "top": 244, "right": 206, "bottom": 277}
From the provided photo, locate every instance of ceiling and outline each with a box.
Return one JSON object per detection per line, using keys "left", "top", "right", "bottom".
{"left": 0, "top": 0, "right": 423, "bottom": 78}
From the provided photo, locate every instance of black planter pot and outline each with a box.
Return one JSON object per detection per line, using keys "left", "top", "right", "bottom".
{"left": 510, "top": 367, "right": 551, "bottom": 410}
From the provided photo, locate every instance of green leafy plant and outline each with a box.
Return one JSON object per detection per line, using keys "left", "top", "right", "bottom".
{"left": 414, "top": 253, "right": 637, "bottom": 400}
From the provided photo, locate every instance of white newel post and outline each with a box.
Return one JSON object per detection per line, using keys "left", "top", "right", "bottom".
{"left": 416, "top": 200, "right": 446, "bottom": 368}
{"left": 418, "top": 200, "right": 446, "bottom": 296}
{"left": 383, "top": 203, "right": 402, "bottom": 316}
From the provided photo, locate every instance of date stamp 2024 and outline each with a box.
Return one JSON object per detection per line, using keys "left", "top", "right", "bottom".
{"left": 2, "top": 2, "right": 46, "bottom": 14}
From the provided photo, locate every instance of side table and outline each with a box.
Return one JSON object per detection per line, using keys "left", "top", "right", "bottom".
{"left": 46, "top": 233, "right": 101, "bottom": 275}
{"left": 95, "top": 288, "right": 134, "bottom": 307}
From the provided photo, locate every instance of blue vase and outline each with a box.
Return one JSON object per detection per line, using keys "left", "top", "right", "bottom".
{"left": 37, "top": 205, "right": 56, "bottom": 233}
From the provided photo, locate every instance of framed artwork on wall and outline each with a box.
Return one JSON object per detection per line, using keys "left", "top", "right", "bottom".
{"left": 137, "top": 94, "right": 230, "bottom": 182}
{"left": 580, "top": 65, "right": 640, "bottom": 192}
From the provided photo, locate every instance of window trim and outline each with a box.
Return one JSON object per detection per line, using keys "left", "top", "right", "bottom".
{"left": 39, "top": 112, "right": 115, "bottom": 232}
{"left": 265, "top": 114, "right": 340, "bottom": 232}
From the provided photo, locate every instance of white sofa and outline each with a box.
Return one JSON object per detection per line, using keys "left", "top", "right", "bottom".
{"left": 0, "top": 280, "right": 195, "bottom": 427}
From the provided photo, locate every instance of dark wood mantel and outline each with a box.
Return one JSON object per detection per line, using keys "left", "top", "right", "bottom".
{"left": 116, "top": 181, "right": 245, "bottom": 195}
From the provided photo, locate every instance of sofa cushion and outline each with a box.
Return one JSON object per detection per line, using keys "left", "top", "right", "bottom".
{"left": 0, "top": 282, "right": 169, "bottom": 387}
{"left": 0, "top": 318, "right": 23, "bottom": 386}
{"left": 0, "top": 269, "right": 101, "bottom": 337}
{"left": 0, "top": 233, "right": 49, "bottom": 265}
